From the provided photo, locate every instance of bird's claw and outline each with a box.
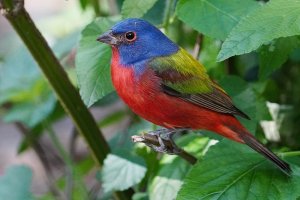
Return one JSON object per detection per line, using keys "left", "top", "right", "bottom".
{"left": 145, "top": 128, "right": 184, "bottom": 155}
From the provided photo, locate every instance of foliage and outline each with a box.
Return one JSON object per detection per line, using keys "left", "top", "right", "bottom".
{"left": 76, "top": 17, "right": 117, "bottom": 106}
{"left": 177, "top": 140, "right": 300, "bottom": 200}
{"left": 1, "top": 0, "right": 300, "bottom": 200}
{"left": 217, "top": 0, "right": 300, "bottom": 61}
{"left": 0, "top": 165, "right": 33, "bottom": 200}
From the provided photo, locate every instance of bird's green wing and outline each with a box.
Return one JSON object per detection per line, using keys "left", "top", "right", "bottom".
{"left": 149, "top": 48, "right": 249, "bottom": 119}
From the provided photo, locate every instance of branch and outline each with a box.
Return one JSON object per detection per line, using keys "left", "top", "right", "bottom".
{"left": 0, "top": 1, "right": 132, "bottom": 199}
{"left": 192, "top": 34, "right": 203, "bottom": 59}
{"left": 15, "top": 122, "right": 64, "bottom": 199}
{"left": 132, "top": 133, "right": 198, "bottom": 165}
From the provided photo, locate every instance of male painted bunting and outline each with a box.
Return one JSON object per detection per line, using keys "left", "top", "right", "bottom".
{"left": 97, "top": 18, "right": 291, "bottom": 174}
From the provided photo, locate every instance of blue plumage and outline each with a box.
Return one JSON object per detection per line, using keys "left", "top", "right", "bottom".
{"left": 111, "top": 18, "right": 179, "bottom": 74}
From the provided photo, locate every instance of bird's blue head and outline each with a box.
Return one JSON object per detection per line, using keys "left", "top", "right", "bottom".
{"left": 97, "top": 18, "right": 179, "bottom": 67}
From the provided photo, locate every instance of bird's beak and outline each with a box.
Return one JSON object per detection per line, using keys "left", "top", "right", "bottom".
{"left": 97, "top": 31, "right": 118, "bottom": 45}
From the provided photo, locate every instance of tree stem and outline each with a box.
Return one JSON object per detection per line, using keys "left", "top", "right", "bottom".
{"left": 0, "top": 0, "right": 132, "bottom": 199}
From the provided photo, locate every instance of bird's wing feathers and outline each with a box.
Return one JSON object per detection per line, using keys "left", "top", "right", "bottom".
{"left": 149, "top": 48, "right": 250, "bottom": 119}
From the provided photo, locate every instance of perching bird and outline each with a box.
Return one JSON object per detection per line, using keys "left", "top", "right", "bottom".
{"left": 97, "top": 18, "right": 291, "bottom": 174}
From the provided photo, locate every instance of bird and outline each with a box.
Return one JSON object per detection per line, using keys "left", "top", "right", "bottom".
{"left": 97, "top": 18, "right": 291, "bottom": 175}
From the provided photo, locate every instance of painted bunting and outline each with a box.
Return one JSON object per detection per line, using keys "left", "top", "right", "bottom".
{"left": 97, "top": 18, "right": 291, "bottom": 174}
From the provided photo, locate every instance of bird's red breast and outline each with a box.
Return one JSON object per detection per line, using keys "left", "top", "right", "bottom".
{"left": 111, "top": 47, "right": 245, "bottom": 143}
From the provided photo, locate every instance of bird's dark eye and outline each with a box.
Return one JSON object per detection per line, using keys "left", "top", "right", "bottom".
{"left": 125, "top": 31, "right": 136, "bottom": 41}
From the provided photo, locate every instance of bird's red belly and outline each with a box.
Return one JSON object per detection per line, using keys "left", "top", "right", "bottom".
{"left": 112, "top": 63, "right": 220, "bottom": 130}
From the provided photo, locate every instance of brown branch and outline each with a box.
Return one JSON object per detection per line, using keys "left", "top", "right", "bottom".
{"left": 132, "top": 133, "right": 198, "bottom": 165}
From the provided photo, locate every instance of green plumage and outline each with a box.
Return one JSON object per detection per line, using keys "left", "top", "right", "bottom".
{"left": 150, "top": 48, "right": 214, "bottom": 94}
{"left": 149, "top": 48, "right": 249, "bottom": 119}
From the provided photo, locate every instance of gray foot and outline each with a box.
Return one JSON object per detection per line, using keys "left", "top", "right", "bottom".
{"left": 146, "top": 128, "right": 187, "bottom": 155}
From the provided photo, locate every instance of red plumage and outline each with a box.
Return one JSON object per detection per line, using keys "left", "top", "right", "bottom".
{"left": 111, "top": 47, "right": 244, "bottom": 143}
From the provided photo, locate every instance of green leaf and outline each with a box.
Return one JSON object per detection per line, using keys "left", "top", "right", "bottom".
{"left": 0, "top": 46, "right": 40, "bottom": 104}
{"left": 121, "top": 0, "right": 158, "bottom": 18}
{"left": 149, "top": 136, "right": 210, "bottom": 200}
{"left": 259, "top": 37, "right": 300, "bottom": 79}
{"left": 177, "top": 140, "right": 300, "bottom": 200}
{"left": 218, "top": 0, "right": 300, "bottom": 61}
{"left": 143, "top": 0, "right": 166, "bottom": 25}
{"left": 0, "top": 165, "right": 33, "bottom": 200}
{"left": 176, "top": 0, "right": 260, "bottom": 40}
{"left": 3, "top": 84, "right": 56, "bottom": 128}
{"left": 76, "top": 17, "right": 118, "bottom": 107}
{"left": 101, "top": 154, "right": 147, "bottom": 192}
{"left": 149, "top": 158, "right": 190, "bottom": 200}
{"left": 99, "top": 121, "right": 151, "bottom": 193}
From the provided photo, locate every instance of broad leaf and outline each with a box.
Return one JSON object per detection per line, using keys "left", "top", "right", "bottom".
{"left": 176, "top": 0, "right": 260, "bottom": 40}
{"left": 259, "top": 37, "right": 300, "bottom": 79}
{"left": 0, "top": 165, "right": 33, "bottom": 200}
{"left": 0, "top": 47, "right": 40, "bottom": 104}
{"left": 149, "top": 136, "right": 210, "bottom": 200}
{"left": 121, "top": 0, "right": 158, "bottom": 18}
{"left": 143, "top": 0, "right": 166, "bottom": 25}
{"left": 149, "top": 158, "right": 190, "bottom": 200}
{"left": 99, "top": 121, "right": 151, "bottom": 193}
{"left": 3, "top": 86, "right": 56, "bottom": 128}
{"left": 177, "top": 140, "right": 300, "bottom": 200}
{"left": 101, "top": 154, "right": 147, "bottom": 192}
{"left": 218, "top": 0, "right": 300, "bottom": 61}
{"left": 76, "top": 17, "right": 118, "bottom": 107}
{"left": 0, "top": 46, "right": 57, "bottom": 127}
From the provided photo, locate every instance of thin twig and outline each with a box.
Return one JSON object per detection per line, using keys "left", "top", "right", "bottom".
{"left": 192, "top": 34, "right": 203, "bottom": 59}
{"left": 163, "top": 0, "right": 175, "bottom": 33}
{"left": 132, "top": 133, "right": 198, "bottom": 165}
{"left": 14, "top": 122, "right": 64, "bottom": 199}
{"left": 45, "top": 125, "right": 74, "bottom": 200}
{"left": 69, "top": 127, "right": 79, "bottom": 161}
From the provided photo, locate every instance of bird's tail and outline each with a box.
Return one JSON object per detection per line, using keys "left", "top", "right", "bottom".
{"left": 238, "top": 130, "right": 292, "bottom": 175}
{"left": 215, "top": 119, "right": 292, "bottom": 175}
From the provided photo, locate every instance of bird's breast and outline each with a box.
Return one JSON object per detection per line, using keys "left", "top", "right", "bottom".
{"left": 111, "top": 47, "right": 174, "bottom": 126}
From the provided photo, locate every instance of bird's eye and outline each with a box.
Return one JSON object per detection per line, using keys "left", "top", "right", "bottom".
{"left": 125, "top": 31, "right": 136, "bottom": 42}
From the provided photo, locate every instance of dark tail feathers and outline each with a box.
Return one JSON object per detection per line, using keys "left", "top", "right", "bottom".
{"left": 239, "top": 133, "right": 292, "bottom": 176}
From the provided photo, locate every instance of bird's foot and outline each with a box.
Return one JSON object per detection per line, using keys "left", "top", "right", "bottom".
{"left": 145, "top": 128, "right": 186, "bottom": 155}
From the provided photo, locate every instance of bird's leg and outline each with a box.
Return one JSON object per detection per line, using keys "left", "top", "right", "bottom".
{"left": 146, "top": 128, "right": 187, "bottom": 155}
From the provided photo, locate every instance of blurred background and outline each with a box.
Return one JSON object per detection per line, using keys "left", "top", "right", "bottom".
{"left": 1, "top": 0, "right": 300, "bottom": 199}
{"left": 0, "top": 0, "right": 132, "bottom": 198}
